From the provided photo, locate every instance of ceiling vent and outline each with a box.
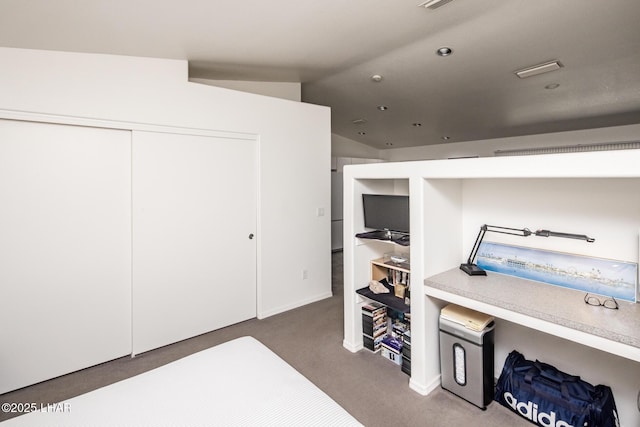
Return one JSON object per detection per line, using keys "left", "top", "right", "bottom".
{"left": 418, "top": 0, "right": 454, "bottom": 10}
{"left": 514, "top": 60, "right": 563, "bottom": 79}
{"left": 494, "top": 141, "right": 640, "bottom": 157}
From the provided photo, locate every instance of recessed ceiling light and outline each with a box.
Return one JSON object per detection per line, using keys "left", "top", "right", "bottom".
{"left": 515, "top": 60, "right": 563, "bottom": 79}
{"left": 385, "top": 142, "right": 394, "bottom": 146}
{"left": 371, "top": 74, "right": 383, "bottom": 82}
{"left": 436, "top": 47, "right": 453, "bottom": 57}
{"left": 441, "top": 136, "right": 451, "bottom": 140}
{"left": 377, "top": 105, "right": 388, "bottom": 111}
{"left": 358, "top": 131, "right": 366, "bottom": 136}
{"left": 545, "top": 83, "right": 560, "bottom": 90}
{"left": 412, "top": 123, "right": 422, "bottom": 127}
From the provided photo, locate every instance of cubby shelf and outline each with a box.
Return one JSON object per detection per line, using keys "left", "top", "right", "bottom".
{"left": 356, "top": 287, "right": 410, "bottom": 313}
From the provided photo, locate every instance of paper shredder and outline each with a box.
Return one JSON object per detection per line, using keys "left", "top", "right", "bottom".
{"left": 439, "top": 304, "right": 495, "bottom": 409}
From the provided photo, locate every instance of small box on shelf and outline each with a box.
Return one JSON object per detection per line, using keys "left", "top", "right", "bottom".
{"left": 380, "top": 335, "right": 403, "bottom": 366}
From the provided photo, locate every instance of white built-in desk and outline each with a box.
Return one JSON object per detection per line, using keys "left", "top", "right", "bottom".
{"left": 425, "top": 268, "right": 640, "bottom": 362}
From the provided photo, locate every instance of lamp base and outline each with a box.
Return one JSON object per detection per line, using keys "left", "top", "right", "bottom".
{"left": 460, "top": 263, "right": 487, "bottom": 276}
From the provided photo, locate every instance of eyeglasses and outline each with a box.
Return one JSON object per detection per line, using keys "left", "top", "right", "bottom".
{"left": 584, "top": 293, "right": 618, "bottom": 310}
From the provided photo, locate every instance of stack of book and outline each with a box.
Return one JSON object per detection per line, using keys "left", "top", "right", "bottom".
{"left": 362, "top": 302, "right": 387, "bottom": 352}
{"left": 391, "top": 318, "right": 409, "bottom": 340}
{"left": 401, "top": 330, "right": 411, "bottom": 376}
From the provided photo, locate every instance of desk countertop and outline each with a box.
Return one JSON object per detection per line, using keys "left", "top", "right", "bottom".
{"left": 424, "top": 268, "right": 640, "bottom": 359}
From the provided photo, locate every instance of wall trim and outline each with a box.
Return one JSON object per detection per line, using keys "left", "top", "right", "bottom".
{"left": 409, "top": 375, "right": 441, "bottom": 396}
{"left": 0, "top": 109, "right": 257, "bottom": 141}
{"left": 257, "top": 291, "right": 333, "bottom": 319}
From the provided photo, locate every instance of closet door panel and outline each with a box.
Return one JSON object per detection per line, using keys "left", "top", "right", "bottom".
{"left": 132, "top": 131, "right": 257, "bottom": 355}
{"left": 0, "top": 119, "right": 132, "bottom": 394}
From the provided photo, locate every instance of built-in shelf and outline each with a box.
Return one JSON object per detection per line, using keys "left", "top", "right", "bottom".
{"left": 355, "top": 230, "right": 410, "bottom": 246}
{"left": 356, "top": 257, "right": 411, "bottom": 313}
{"left": 343, "top": 150, "right": 640, "bottom": 424}
{"left": 356, "top": 287, "right": 410, "bottom": 313}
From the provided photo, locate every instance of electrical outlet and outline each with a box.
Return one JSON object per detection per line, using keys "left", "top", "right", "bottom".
{"left": 302, "top": 269, "right": 308, "bottom": 280}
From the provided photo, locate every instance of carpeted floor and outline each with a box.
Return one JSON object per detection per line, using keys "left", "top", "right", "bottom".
{"left": 0, "top": 251, "right": 528, "bottom": 426}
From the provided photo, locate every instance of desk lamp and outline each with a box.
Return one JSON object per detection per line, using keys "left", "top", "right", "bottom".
{"left": 460, "top": 224, "right": 595, "bottom": 276}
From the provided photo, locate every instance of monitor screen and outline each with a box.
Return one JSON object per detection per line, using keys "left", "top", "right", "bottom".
{"left": 362, "top": 194, "right": 410, "bottom": 234}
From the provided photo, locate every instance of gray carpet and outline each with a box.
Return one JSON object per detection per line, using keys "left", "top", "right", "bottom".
{"left": 0, "top": 251, "right": 528, "bottom": 426}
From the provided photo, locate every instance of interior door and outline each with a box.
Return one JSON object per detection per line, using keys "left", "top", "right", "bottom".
{"left": 132, "top": 131, "right": 257, "bottom": 355}
{"left": 0, "top": 119, "right": 132, "bottom": 394}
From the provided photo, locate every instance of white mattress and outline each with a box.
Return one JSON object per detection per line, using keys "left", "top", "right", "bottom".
{"left": 3, "top": 336, "right": 362, "bottom": 426}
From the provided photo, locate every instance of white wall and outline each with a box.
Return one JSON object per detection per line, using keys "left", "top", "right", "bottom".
{"left": 330, "top": 157, "right": 384, "bottom": 251}
{"left": 190, "top": 78, "right": 301, "bottom": 102}
{"left": 0, "top": 47, "right": 331, "bottom": 319}
{"left": 332, "top": 133, "right": 382, "bottom": 159}
{"left": 382, "top": 124, "right": 640, "bottom": 161}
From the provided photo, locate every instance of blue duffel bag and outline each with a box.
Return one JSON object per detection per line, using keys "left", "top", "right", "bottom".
{"left": 494, "top": 350, "right": 620, "bottom": 427}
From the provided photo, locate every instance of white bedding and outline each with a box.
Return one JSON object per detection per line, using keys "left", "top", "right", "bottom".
{"left": 3, "top": 336, "right": 362, "bottom": 426}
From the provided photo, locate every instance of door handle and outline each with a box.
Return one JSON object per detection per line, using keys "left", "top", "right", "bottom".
{"left": 248, "top": 233, "right": 254, "bottom": 239}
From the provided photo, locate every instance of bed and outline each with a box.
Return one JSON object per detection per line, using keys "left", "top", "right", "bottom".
{"left": 3, "top": 336, "right": 362, "bottom": 426}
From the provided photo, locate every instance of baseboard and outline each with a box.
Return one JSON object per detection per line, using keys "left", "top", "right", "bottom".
{"left": 409, "top": 374, "right": 441, "bottom": 396}
{"left": 257, "top": 291, "right": 333, "bottom": 319}
{"left": 342, "top": 339, "right": 362, "bottom": 353}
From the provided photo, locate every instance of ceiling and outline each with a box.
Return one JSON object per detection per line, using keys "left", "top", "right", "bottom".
{"left": 2, "top": 0, "right": 640, "bottom": 149}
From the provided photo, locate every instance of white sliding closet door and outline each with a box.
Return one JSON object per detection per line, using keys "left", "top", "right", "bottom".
{"left": 0, "top": 119, "right": 132, "bottom": 394}
{"left": 132, "top": 131, "right": 257, "bottom": 355}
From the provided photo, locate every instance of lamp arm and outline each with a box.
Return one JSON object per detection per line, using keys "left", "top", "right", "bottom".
{"left": 534, "top": 229, "right": 595, "bottom": 242}
{"left": 466, "top": 225, "right": 531, "bottom": 264}
{"left": 466, "top": 224, "right": 487, "bottom": 264}
{"left": 484, "top": 224, "right": 532, "bottom": 237}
